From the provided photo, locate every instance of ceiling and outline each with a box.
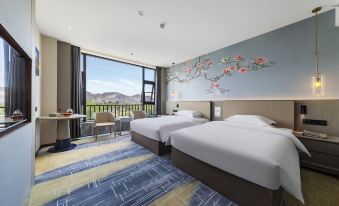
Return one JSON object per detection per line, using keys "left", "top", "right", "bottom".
{"left": 36, "top": 0, "right": 335, "bottom": 67}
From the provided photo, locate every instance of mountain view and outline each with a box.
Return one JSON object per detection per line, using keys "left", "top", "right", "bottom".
{"left": 86, "top": 91, "right": 141, "bottom": 104}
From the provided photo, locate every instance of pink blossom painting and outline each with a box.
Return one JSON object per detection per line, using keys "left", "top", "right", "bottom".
{"left": 167, "top": 54, "right": 276, "bottom": 94}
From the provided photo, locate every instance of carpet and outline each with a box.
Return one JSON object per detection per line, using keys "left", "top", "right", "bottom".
{"left": 27, "top": 134, "right": 237, "bottom": 206}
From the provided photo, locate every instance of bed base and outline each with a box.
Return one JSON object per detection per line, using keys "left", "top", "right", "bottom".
{"left": 131, "top": 131, "right": 171, "bottom": 155}
{"left": 171, "top": 148, "right": 284, "bottom": 206}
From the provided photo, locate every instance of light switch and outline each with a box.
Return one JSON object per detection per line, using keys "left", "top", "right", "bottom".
{"left": 214, "top": 107, "right": 221, "bottom": 117}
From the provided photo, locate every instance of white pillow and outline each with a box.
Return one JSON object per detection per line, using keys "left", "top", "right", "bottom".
{"left": 175, "top": 110, "right": 202, "bottom": 118}
{"left": 224, "top": 115, "right": 276, "bottom": 126}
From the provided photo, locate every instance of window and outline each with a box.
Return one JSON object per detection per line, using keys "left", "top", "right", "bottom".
{"left": 81, "top": 53, "right": 156, "bottom": 119}
{"left": 142, "top": 68, "right": 155, "bottom": 104}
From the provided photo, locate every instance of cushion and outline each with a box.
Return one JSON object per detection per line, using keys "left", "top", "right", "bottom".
{"left": 224, "top": 115, "right": 276, "bottom": 126}
{"left": 174, "top": 110, "right": 202, "bottom": 118}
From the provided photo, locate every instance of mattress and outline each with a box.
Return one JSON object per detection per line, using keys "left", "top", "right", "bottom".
{"left": 170, "top": 121, "right": 310, "bottom": 203}
{"left": 130, "top": 115, "right": 208, "bottom": 143}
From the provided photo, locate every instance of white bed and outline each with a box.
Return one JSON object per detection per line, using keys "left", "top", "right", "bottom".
{"left": 130, "top": 115, "right": 208, "bottom": 144}
{"left": 170, "top": 121, "right": 309, "bottom": 203}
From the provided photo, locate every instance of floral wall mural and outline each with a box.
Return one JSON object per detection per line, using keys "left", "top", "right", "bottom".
{"left": 167, "top": 55, "right": 276, "bottom": 94}
{"left": 165, "top": 10, "right": 339, "bottom": 100}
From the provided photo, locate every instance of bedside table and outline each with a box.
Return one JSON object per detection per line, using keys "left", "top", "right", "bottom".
{"left": 294, "top": 132, "right": 339, "bottom": 178}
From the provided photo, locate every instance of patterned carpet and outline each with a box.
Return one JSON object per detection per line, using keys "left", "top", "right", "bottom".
{"left": 26, "top": 134, "right": 237, "bottom": 206}
{"left": 26, "top": 134, "right": 339, "bottom": 206}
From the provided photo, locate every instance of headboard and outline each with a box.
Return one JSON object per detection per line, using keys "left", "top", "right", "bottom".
{"left": 295, "top": 100, "right": 339, "bottom": 136}
{"left": 166, "top": 101, "right": 211, "bottom": 120}
{"left": 223, "top": 100, "right": 295, "bottom": 129}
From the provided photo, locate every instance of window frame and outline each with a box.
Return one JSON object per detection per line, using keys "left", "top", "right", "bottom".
{"left": 81, "top": 52, "right": 156, "bottom": 118}
{"left": 0, "top": 23, "right": 32, "bottom": 139}
{"left": 142, "top": 68, "right": 156, "bottom": 105}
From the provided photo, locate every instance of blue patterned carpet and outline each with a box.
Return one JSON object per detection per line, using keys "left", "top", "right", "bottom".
{"left": 29, "top": 134, "right": 237, "bottom": 206}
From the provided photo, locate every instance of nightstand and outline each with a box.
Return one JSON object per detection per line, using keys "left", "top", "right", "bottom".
{"left": 294, "top": 132, "right": 339, "bottom": 178}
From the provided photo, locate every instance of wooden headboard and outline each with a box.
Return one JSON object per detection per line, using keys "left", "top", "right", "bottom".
{"left": 166, "top": 101, "right": 211, "bottom": 120}
{"left": 223, "top": 100, "right": 295, "bottom": 129}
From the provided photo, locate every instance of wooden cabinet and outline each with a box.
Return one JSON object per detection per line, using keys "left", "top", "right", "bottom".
{"left": 295, "top": 132, "right": 339, "bottom": 178}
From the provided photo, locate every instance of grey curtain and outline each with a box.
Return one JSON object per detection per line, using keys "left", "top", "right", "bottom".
{"left": 156, "top": 67, "right": 162, "bottom": 115}
{"left": 70, "top": 46, "right": 82, "bottom": 139}
{"left": 4, "top": 44, "right": 27, "bottom": 117}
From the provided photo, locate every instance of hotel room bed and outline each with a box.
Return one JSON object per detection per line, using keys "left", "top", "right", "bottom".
{"left": 170, "top": 100, "right": 308, "bottom": 206}
{"left": 130, "top": 101, "right": 211, "bottom": 155}
{"left": 130, "top": 115, "right": 208, "bottom": 155}
{"left": 171, "top": 121, "right": 309, "bottom": 205}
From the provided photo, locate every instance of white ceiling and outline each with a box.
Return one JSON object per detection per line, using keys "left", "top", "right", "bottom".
{"left": 36, "top": 0, "right": 335, "bottom": 67}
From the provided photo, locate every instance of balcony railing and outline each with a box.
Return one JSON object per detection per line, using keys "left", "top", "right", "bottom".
{"left": 0, "top": 106, "right": 6, "bottom": 117}
{"left": 83, "top": 104, "right": 156, "bottom": 120}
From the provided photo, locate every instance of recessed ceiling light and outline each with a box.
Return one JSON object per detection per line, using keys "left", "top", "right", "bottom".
{"left": 67, "top": 26, "right": 72, "bottom": 31}
{"left": 137, "top": 10, "right": 144, "bottom": 16}
{"left": 130, "top": 53, "right": 134, "bottom": 55}
{"left": 160, "top": 22, "right": 166, "bottom": 29}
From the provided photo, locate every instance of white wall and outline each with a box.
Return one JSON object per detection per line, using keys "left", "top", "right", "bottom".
{"left": 0, "top": 0, "right": 36, "bottom": 205}
{"left": 0, "top": 0, "right": 32, "bottom": 57}
{"left": 0, "top": 125, "right": 34, "bottom": 205}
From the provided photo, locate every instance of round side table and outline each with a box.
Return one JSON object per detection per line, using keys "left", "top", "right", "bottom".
{"left": 38, "top": 114, "right": 86, "bottom": 153}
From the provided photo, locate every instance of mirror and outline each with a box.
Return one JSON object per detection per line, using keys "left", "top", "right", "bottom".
{"left": 0, "top": 24, "right": 31, "bottom": 134}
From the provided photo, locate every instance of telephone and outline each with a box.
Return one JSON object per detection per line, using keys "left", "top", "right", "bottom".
{"left": 303, "top": 130, "right": 328, "bottom": 139}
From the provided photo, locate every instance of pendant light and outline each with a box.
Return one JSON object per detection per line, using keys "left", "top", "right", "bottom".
{"left": 312, "top": 7, "right": 325, "bottom": 96}
{"left": 335, "top": 1, "right": 339, "bottom": 27}
{"left": 170, "top": 62, "right": 176, "bottom": 96}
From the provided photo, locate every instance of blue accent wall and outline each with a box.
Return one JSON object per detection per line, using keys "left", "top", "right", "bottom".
{"left": 167, "top": 10, "right": 339, "bottom": 100}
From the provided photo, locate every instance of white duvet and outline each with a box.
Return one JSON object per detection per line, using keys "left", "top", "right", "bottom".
{"left": 130, "top": 115, "right": 208, "bottom": 143}
{"left": 170, "top": 121, "right": 310, "bottom": 203}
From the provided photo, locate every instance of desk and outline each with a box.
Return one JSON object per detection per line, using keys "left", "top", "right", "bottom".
{"left": 38, "top": 114, "right": 86, "bottom": 152}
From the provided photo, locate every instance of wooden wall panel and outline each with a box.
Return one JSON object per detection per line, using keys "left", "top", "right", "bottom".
{"left": 295, "top": 100, "right": 339, "bottom": 137}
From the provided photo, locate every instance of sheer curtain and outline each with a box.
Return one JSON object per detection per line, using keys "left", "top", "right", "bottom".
{"left": 70, "top": 45, "right": 82, "bottom": 138}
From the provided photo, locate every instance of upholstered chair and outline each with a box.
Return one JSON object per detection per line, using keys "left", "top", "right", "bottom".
{"left": 132, "top": 110, "right": 147, "bottom": 120}
{"left": 94, "top": 112, "right": 116, "bottom": 140}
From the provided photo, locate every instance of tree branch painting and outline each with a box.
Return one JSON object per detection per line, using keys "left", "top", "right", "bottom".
{"left": 167, "top": 54, "right": 277, "bottom": 94}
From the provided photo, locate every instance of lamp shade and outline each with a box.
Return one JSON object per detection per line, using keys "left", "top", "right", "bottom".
{"left": 300, "top": 105, "right": 307, "bottom": 115}
{"left": 312, "top": 73, "right": 325, "bottom": 96}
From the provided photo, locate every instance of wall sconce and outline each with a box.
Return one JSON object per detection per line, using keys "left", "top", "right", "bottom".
{"left": 300, "top": 105, "right": 307, "bottom": 115}
{"left": 176, "top": 104, "right": 179, "bottom": 108}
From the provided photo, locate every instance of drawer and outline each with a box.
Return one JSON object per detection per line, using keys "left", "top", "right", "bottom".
{"left": 300, "top": 151, "right": 339, "bottom": 170}
{"left": 300, "top": 138, "right": 339, "bottom": 156}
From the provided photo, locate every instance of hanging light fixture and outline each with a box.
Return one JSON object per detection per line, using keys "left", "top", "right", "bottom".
{"left": 312, "top": 7, "right": 325, "bottom": 96}
{"left": 335, "top": 1, "right": 339, "bottom": 27}
{"left": 170, "top": 63, "right": 176, "bottom": 97}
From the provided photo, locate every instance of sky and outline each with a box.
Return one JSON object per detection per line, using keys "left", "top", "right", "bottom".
{"left": 86, "top": 55, "right": 154, "bottom": 96}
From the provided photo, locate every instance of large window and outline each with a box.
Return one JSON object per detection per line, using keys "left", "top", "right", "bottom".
{"left": 81, "top": 53, "right": 156, "bottom": 119}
